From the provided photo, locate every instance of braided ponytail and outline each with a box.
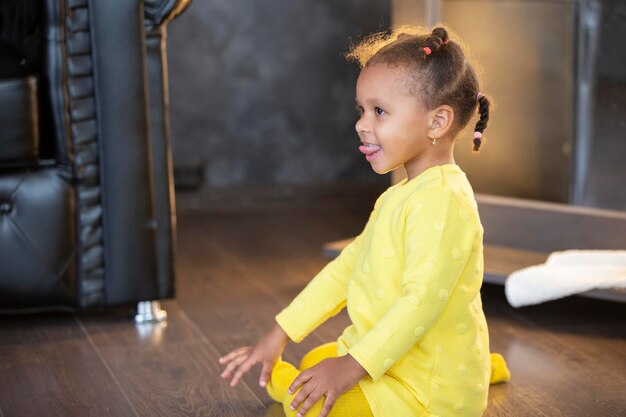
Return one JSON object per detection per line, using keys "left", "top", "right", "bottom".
{"left": 473, "top": 94, "right": 490, "bottom": 153}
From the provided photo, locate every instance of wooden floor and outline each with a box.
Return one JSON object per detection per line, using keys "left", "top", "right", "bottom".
{"left": 1, "top": 204, "right": 625, "bottom": 417}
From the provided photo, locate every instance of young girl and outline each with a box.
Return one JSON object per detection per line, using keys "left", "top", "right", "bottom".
{"left": 219, "top": 26, "right": 511, "bottom": 417}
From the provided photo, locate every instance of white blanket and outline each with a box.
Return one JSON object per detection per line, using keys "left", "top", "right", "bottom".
{"left": 504, "top": 250, "right": 626, "bottom": 307}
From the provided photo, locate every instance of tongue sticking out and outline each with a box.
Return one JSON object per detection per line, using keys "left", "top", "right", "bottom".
{"left": 359, "top": 145, "right": 382, "bottom": 155}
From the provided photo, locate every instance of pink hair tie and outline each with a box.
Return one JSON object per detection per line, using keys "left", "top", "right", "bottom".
{"left": 423, "top": 47, "right": 432, "bottom": 56}
{"left": 474, "top": 131, "right": 483, "bottom": 139}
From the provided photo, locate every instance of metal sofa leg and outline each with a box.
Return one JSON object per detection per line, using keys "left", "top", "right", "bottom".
{"left": 135, "top": 300, "right": 168, "bottom": 324}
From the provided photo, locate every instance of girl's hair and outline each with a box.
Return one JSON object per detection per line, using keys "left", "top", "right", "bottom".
{"left": 346, "top": 26, "right": 490, "bottom": 152}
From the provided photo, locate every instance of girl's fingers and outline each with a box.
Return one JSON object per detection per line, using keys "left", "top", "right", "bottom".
{"left": 221, "top": 353, "right": 249, "bottom": 379}
{"left": 230, "top": 357, "right": 256, "bottom": 387}
{"left": 259, "top": 360, "right": 272, "bottom": 387}
{"left": 288, "top": 370, "right": 311, "bottom": 395}
{"left": 318, "top": 392, "right": 336, "bottom": 417}
{"left": 219, "top": 346, "right": 250, "bottom": 364}
{"left": 290, "top": 377, "right": 315, "bottom": 412}
{"left": 294, "top": 386, "right": 322, "bottom": 417}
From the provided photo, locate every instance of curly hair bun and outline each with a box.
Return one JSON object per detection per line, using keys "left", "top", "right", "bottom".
{"left": 431, "top": 27, "right": 449, "bottom": 44}
{"left": 421, "top": 27, "right": 450, "bottom": 58}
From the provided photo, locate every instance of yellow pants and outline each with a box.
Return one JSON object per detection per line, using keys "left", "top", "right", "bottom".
{"left": 266, "top": 342, "right": 511, "bottom": 417}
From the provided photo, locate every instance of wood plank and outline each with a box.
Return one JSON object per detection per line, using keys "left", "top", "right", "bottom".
{"left": 94, "top": 341, "right": 268, "bottom": 417}
{"left": 0, "top": 314, "right": 134, "bottom": 417}
{"left": 0, "top": 313, "right": 85, "bottom": 346}
{"left": 78, "top": 302, "right": 271, "bottom": 416}
{"left": 77, "top": 302, "right": 198, "bottom": 348}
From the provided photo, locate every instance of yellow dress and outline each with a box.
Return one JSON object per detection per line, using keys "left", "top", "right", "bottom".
{"left": 276, "top": 164, "right": 492, "bottom": 417}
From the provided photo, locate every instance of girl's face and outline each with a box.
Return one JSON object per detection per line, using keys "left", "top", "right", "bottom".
{"left": 355, "top": 63, "right": 438, "bottom": 179}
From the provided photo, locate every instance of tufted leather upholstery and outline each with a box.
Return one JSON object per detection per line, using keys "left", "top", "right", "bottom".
{"left": 0, "top": 76, "right": 39, "bottom": 163}
{"left": 0, "top": 0, "right": 191, "bottom": 311}
{"left": 0, "top": 169, "right": 76, "bottom": 310}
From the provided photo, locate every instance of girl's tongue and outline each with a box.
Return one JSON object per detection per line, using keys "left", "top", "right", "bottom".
{"left": 359, "top": 144, "right": 382, "bottom": 155}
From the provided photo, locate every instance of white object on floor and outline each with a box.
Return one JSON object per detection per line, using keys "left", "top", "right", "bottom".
{"left": 504, "top": 250, "right": 626, "bottom": 307}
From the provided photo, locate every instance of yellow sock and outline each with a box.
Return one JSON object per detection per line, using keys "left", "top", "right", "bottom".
{"left": 266, "top": 357, "right": 299, "bottom": 403}
{"left": 489, "top": 352, "right": 511, "bottom": 384}
{"left": 298, "top": 342, "right": 337, "bottom": 370}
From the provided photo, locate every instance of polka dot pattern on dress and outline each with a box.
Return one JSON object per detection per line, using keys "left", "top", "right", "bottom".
{"left": 452, "top": 248, "right": 462, "bottom": 260}
{"left": 414, "top": 326, "right": 425, "bottom": 337}
{"left": 438, "top": 289, "right": 449, "bottom": 301}
{"left": 425, "top": 259, "right": 438, "bottom": 271}
{"left": 375, "top": 288, "right": 385, "bottom": 300}
{"left": 392, "top": 207, "right": 401, "bottom": 222}
{"left": 456, "top": 323, "right": 468, "bottom": 334}
{"left": 458, "top": 364, "right": 468, "bottom": 375}
{"left": 384, "top": 358, "right": 394, "bottom": 369}
{"left": 408, "top": 294, "right": 421, "bottom": 306}
{"left": 434, "top": 220, "right": 445, "bottom": 231}
{"left": 380, "top": 326, "right": 393, "bottom": 339}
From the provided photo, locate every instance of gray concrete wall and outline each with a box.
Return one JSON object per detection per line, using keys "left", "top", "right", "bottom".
{"left": 167, "top": 1, "right": 391, "bottom": 189}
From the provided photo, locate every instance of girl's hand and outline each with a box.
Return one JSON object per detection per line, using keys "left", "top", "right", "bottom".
{"left": 287, "top": 354, "right": 368, "bottom": 417}
{"left": 219, "top": 323, "right": 290, "bottom": 388}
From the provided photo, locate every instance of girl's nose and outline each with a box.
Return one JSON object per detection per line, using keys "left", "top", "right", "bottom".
{"left": 355, "top": 115, "right": 369, "bottom": 133}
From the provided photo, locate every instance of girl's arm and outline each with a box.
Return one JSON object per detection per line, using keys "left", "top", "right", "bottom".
{"left": 275, "top": 230, "right": 363, "bottom": 342}
{"left": 348, "top": 187, "right": 478, "bottom": 381}
{"left": 274, "top": 194, "right": 383, "bottom": 343}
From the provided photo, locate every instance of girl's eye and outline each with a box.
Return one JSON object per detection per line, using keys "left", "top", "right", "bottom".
{"left": 355, "top": 105, "right": 364, "bottom": 115}
{"left": 375, "top": 107, "right": 385, "bottom": 115}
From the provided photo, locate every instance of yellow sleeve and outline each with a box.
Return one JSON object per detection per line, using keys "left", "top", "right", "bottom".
{"left": 275, "top": 195, "right": 382, "bottom": 343}
{"left": 347, "top": 187, "right": 477, "bottom": 381}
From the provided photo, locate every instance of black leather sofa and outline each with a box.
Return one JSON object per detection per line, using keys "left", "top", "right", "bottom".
{"left": 0, "top": 0, "right": 191, "bottom": 313}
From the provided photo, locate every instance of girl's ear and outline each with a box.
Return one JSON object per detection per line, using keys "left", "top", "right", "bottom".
{"left": 427, "top": 105, "right": 455, "bottom": 139}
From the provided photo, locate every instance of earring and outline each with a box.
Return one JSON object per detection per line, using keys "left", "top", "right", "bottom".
{"left": 430, "top": 137, "right": 437, "bottom": 145}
